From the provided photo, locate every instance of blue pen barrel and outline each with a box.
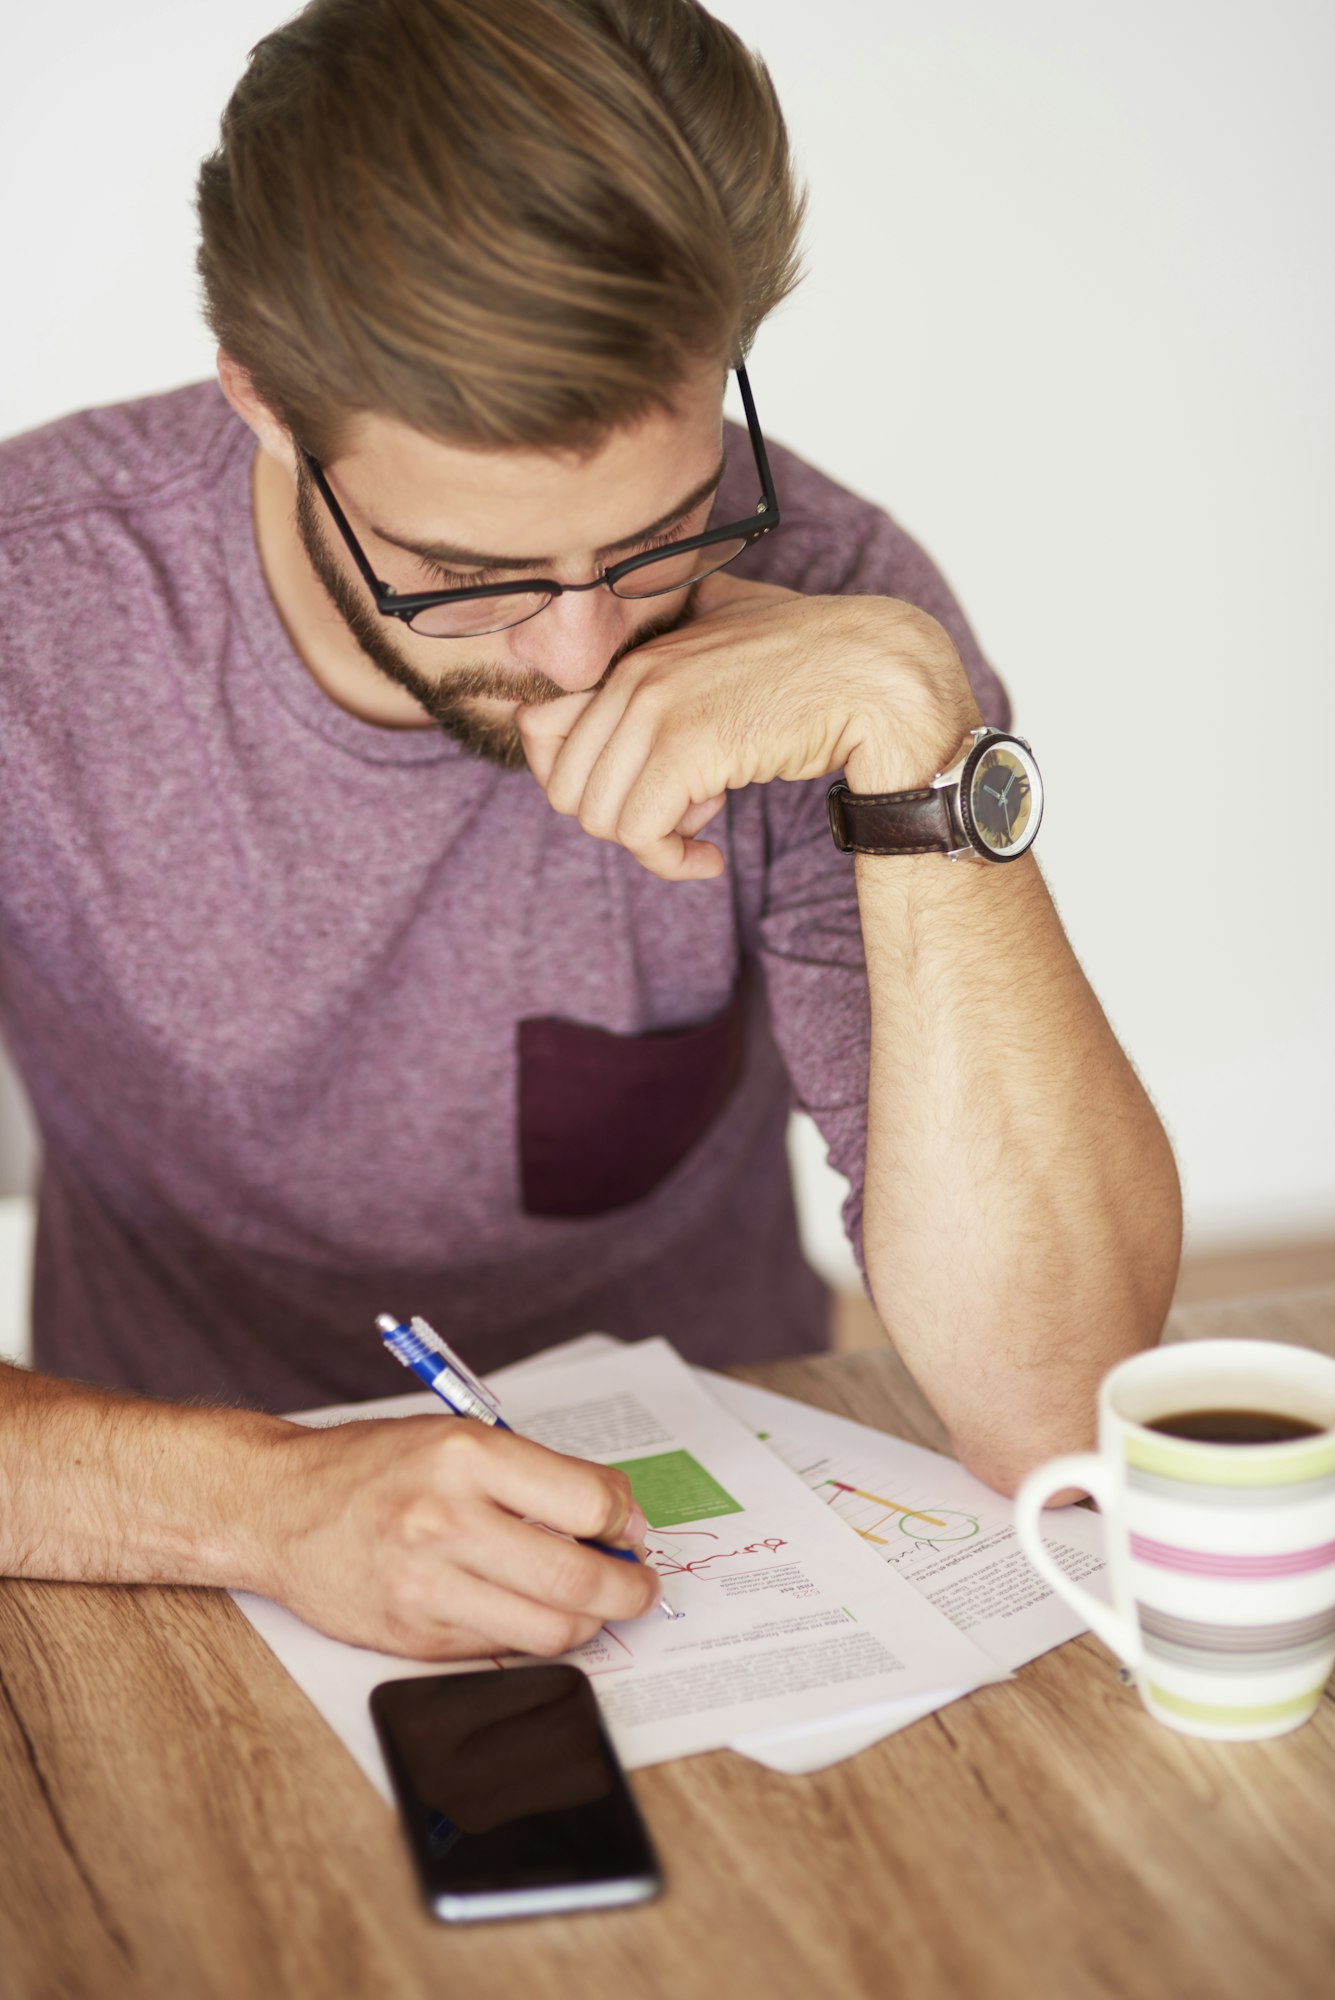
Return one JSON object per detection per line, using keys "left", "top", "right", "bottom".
{"left": 404, "top": 1352, "right": 450, "bottom": 1395}
{"left": 379, "top": 1315, "right": 507, "bottom": 1428}
{"left": 380, "top": 1318, "right": 448, "bottom": 1381}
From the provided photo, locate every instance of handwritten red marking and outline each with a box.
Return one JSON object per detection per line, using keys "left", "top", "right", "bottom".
{"left": 643, "top": 1532, "right": 790, "bottom": 1580}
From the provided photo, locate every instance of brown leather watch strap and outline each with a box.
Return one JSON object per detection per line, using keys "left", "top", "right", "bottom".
{"left": 827, "top": 779, "right": 957, "bottom": 856}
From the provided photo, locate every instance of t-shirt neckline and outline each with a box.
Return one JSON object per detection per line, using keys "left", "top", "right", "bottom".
{"left": 217, "top": 421, "right": 464, "bottom": 766}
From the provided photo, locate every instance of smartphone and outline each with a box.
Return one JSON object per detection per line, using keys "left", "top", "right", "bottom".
{"left": 369, "top": 1664, "right": 661, "bottom": 1922}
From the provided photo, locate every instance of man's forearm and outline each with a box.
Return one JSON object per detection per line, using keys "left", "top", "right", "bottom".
{"left": 0, "top": 1359, "right": 660, "bottom": 1660}
{"left": 0, "top": 1362, "right": 295, "bottom": 1590}
{"left": 852, "top": 848, "right": 1182, "bottom": 1496}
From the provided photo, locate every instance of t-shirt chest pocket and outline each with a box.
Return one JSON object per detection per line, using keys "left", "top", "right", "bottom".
{"left": 516, "top": 976, "right": 748, "bottom": 1218}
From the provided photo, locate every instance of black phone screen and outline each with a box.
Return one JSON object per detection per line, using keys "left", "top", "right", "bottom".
{"left": 370, "top": 1665, "right": 660, "bottom": 1920}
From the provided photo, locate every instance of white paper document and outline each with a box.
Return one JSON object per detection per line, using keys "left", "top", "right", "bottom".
{"left": 509, "top": 1337, "right": 1108, "bottom": 1667}
{"left": 699, "top": 1369, "right": 1108, "bottom": 1770}
{"left": 504, "top": 1337, "right": 1109, "bottom": 1773}
{"left": 232, "top": 1338, "right": 1003, "bottom": 1797}
{"left": 706, "top": 1371, "right": 1108, "bottom": 1664}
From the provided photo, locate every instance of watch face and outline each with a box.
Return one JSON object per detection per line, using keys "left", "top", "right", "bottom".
{"left": 963, "top": 738, "right": 1042, "bottom": 858}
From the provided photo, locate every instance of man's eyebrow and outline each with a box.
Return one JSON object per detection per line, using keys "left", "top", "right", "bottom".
{"left": 368, "top": 452, "right": 729, "bottom": 572}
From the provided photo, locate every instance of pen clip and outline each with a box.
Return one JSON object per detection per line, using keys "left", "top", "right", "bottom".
{"left": 410, "top": 1316, "right": 504, "bottom": 1419}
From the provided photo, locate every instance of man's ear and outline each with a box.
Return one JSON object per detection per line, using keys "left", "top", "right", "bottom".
{"left": 216, "top": 350, "right": 296, "bottom": 470}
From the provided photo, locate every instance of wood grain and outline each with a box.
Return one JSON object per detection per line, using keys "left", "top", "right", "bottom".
{"left": 2, "top": 1291, "right": 1334, "bottom": 2000}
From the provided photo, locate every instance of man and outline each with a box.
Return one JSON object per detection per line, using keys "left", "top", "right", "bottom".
{"left": 0, "top": 0, "right": 1180, "bottom": 1661}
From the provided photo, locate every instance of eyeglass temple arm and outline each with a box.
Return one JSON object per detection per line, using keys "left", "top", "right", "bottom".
{"left": 299, "top": 448, "right": 394, "bottom": 597}
{"left": 734, "top": 363, "right": 778, "bottom": 520}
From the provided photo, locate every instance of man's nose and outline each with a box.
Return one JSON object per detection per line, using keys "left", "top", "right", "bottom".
{"left": 506, "top": 583, "right": 637, "bottom": 694}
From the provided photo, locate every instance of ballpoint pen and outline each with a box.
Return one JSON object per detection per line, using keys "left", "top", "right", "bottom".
{"left": 375, "top": 1313, "right": 681, "bottom": 1619}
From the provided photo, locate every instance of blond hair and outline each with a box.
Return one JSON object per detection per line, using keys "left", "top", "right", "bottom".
{"left": 196, "top": 0, "right": 805, "bottom": 459}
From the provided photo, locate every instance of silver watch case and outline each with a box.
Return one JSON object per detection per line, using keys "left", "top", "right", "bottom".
{"left": 934, "top": 726, "right": 1044, "bottom": 862}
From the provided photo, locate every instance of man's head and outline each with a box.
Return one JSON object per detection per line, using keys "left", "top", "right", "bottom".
{"left": 267, "top": 358, "right": 737, "bottom": 764}
{"left": 198, "top": 0, "right": 803, "bottom": 760}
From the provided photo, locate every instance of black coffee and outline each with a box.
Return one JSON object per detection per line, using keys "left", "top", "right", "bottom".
{"left": 1144, "top": 1407, "right": 1325, "bottom": 1446}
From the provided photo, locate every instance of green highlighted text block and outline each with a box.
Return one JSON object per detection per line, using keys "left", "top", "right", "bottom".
{"left": 608, "top": 1449, "right": 743, "bottom": 1528}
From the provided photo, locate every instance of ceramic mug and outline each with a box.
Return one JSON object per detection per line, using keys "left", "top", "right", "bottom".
{"left": 1014, "top": 1339, "right": 1335, "bottom": 1740}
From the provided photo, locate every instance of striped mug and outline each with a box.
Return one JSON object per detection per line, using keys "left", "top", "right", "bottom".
{"left": 1013, "top": 1339, "right": 1335, "bottom": 1740}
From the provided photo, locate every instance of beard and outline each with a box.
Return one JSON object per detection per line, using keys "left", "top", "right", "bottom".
{"left": 293, "top": 462, "right": 700, "bottom": 769}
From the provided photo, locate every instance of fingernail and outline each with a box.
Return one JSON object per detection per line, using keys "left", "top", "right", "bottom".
{"left": 625, "top": 1504, "right": 647, "bottom": 1544}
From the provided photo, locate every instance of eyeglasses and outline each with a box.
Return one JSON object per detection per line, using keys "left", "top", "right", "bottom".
{"left": 299, "top": 365, "right": 780, "bottom": 637}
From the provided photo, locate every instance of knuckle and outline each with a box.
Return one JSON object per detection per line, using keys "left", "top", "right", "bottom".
{"left": 395, "top": 1494, "right": 452, "bottom": 1548}
{"left": 628, "top": 675, "right": 667, "bottom": 717}
{"left": 572, "top": 1466, "right": 628, "bottom": 1541}
{"left": 438, "top": 1420, "right": 487, "bottom": 1478}
{"left": 612, "top": 802, "right": 642, "bottom": 845}
{"left": 613, "top": 798, "right": 658, "bottom": 850}
{"left": 577, "top": 800, "right": 614, "bottom": 841}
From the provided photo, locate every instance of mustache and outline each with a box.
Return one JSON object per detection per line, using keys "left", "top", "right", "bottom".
{"left": 434, "top": 660, "right": 601, "bottom": 706}
{"left": 444, "top": 595, "right": 697, "bottom": 706}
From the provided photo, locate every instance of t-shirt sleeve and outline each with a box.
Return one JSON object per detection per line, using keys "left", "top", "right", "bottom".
{"left": 744, "top": 484, "right": 1009, "bottom": 1279}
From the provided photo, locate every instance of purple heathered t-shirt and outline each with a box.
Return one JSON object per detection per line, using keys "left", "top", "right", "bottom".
{"left": 0, "top": 384, "right": 1007, "bottom": 1412}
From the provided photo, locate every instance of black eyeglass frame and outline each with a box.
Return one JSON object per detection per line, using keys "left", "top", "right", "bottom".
{"left": 298, "top": 364, "right": 780, "bottom": 633}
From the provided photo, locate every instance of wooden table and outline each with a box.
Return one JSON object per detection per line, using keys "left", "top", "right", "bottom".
{"left": 3, "top": 1291, "right": 1333, "bottom": 2000}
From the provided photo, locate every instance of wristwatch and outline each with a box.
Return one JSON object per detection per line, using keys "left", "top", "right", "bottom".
{"left": 827, "top": 725, "right": 1043, "bottom": 863}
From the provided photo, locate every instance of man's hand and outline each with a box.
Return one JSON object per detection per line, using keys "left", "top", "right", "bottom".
{"left": 263, "top": 1415, "right": 659, "bottom": 1659}
{"left": 515, "top": 573, "right": 982, "bottom": 880}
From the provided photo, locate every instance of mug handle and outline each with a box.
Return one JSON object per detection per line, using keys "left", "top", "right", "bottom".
{"left": 1013, "top": 1453, "right": 1144, "bottom": 1669}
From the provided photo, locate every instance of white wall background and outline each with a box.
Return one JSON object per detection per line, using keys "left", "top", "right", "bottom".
{"left": 1, "top": 1, "right": 1331, "bottom": 1305}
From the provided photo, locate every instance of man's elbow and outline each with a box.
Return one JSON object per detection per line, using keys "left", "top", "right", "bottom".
{"left": 950, "top": 1426, "right": 1097, "bottom": 1503}
{"left": 948, "top": 1285, "right": 1173, "bottom": 1500}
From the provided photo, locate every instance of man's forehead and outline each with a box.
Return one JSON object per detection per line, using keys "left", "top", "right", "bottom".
{"left": 334, "top": 370, "right": 728, "bottom": 568}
